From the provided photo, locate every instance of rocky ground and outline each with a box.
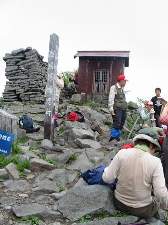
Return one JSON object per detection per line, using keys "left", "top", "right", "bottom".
{"left": 0, "top": 100, "right": 167, "bottom": 225}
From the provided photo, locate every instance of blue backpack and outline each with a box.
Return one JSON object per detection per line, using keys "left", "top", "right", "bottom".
{"left": 81, "top": 164, "right": 117, "bottom": 190}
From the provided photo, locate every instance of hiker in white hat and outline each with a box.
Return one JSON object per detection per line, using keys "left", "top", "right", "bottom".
{"left": 102, "top": 128, "right": 168, "bottom": 219}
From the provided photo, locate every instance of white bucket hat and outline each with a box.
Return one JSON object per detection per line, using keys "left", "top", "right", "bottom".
{"left": 133, "top": 134, "right": 161, "bottom": 151}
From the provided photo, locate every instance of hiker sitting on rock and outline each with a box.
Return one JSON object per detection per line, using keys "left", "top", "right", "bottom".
{"left": 102, "top": 128, "right": 168, "bottom": 219}
{"left": 108, "top": 74, "right": 128, "bottom": 142}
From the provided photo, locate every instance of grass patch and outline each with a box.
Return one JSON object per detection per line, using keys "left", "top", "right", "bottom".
{"left": 67, "top": 153, "right": 78, "bottom": 164}
{"left": 17, "top": 216, "right": 42, "bottom": 225}
{"left": 39, "top": 154, "right": 57, "bottom": 166}
{"left": 82, "top": 100, "right": 101, "bottom": 109}
{"left": 0, "top": 139, "right": 30, "bottom": 174}
{"left": 12, "top": 141, "right": 22, "bottom": 154}
{"left": 57, "top": 126, "right": 65, "bottom": 135}
{"left": 58, "top": 184, "right": 66, "bottom": 192}
{"left": 17, "top": 136, "right": 29, "bottom": 144}
{"left": 0, "top": 154, "right": 30, "bottom": 173}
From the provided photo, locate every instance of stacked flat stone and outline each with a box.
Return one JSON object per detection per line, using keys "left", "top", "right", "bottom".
{"left": 3, "top": 47, "right": 47, "bottom": 103}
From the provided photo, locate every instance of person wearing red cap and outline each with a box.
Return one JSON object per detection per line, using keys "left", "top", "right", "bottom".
{"left": 108, "top": 74, "right": 128, "bottom": 142}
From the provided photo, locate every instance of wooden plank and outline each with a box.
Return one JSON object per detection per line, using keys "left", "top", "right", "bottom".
{"left": 44, "top": 33, "right": 59, "bottom": 141}
{"left": 0, "top": 109, "right": 17, "bottom": 137}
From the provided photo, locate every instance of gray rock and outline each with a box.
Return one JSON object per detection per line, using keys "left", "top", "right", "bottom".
{"left": 75, "top": 138, "right": 102, "bottom": 149}
{"left": 30, "top": 158, "right": 55, "bottom": 172}
{"left": 12, "top": 203, "right": 60, "bottom": 219}
{"left": 71, "top": 94, "right": 82, "bottom": 104}
{"left": 4, "top": 180, "right": 30, "bottom": 192}
{"left": 47, "top": 169, "right": 78, "bottom": 187}
{"left": 77, "top": 216, "right": 138, "bottom": 225}
{"left": 56, "top": 139, "right": 65, "bottom": 146}
{"left": 85, "top": 148, "right": 105, "bottom": 164}
{"left": 51, "top": 191, "right": 67, "bottom": 200}
{"left": 58, "top": 185, "right": 114, "bottom": 221}
{"left": 0, "top": 168, "right": 9, "bottom": 180}
{"left": 41, "top": 139, "right": 53, "bottom": 150}
{"left": 64, "top": 121, "right": 90, "bottom": 130}
{"left": 67, "top": 152, "right": 94, "bottom": 172}
{"left": 65, "top": 128, "right": 95, "bottom": 143}
{"left": 46, "top": 151, "right": 72, "bottom": 165}
{"left": 27, "top": 132, "right": 44, "bottom": 141}
{"left": 5, "top": 163, "right": 20, "bottom": 179}
{"left": 32, "top": 178, "right": 59, "bottom": 194}
{"left": 11, "top": 48, "right": 25, "bottom": 55}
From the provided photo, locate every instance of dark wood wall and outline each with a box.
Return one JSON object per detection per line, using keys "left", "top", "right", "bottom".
{"left": 77, "top": 57, "right": 125, "bottom": 95}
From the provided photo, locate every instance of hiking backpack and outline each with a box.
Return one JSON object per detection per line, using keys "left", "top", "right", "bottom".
{"left": 19, "top": 115, "right": 34, "bottom": 130}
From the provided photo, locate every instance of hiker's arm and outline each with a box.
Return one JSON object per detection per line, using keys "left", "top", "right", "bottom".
{"left": 108, "top": 85, "right": 116, "bottom": 113}
{"left": 153, "top": 160, "right": 168, "bottom": 210}
{"left": 102, "top": 154, "right": 120, "bottom": 184}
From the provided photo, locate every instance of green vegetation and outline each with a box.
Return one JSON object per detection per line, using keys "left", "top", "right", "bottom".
{"left": 57, "top": 126, "right": 65, "bottom": 135}
{"left": 82, "top": 100, "right": 101, "bottom": 109}
{"left": 67, "top": 153, "right": 78, "bottom": 164}
{"left": 104, "top": 121, "right": 112, "bottom": 127}
{"left": 17, "top": 216, "right": 42, "bottom": 225}
{"left": 58, "top": 184, "right": 66, "bottom": 192}
{"left": 79, "top": 211, "right": 128, "bottom": 223}
{"left": 12, "top": 141, "right": 22, "bottom": 154}
{"left": 39, "top": 153, "right": 57, "bottom": 166}
{"left": 0, "top": 138, "right": 30, "bottom": 175}
{"left": 61, "top": 71, "right": 75, "bottom": 86}
{"left": 0, "top": 154, "right": 30, "bottom": 173}
{"left": 17, "top": 136, "right": 29, "bottom": 144}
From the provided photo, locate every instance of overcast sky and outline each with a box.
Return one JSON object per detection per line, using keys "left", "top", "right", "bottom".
{"left": 0, "top": 0, "right": 167, "bottom": 101}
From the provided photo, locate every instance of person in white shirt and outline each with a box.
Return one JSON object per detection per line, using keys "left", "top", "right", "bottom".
{"left": 102, "top": 128, "right": 168, "bottom": 219}
{"left": 108, "top": 74, "right": 128, "bottom": 142}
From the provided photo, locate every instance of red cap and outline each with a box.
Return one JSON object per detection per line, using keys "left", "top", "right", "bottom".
{"left": 117, "top": 74, "right": 127, "bottom": 82}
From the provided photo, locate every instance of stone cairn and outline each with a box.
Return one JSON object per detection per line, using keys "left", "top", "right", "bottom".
{"left": 3, "top": 47, "right": 48, "bottom": 103}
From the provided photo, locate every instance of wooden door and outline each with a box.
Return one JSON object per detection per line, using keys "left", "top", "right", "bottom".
{"left": 94, "top": 69, "right": 109, "bottom": 94}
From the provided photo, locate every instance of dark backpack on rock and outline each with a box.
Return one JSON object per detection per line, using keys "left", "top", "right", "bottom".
{"left": 19, "top": 115, "right": 40, "bottom": 133}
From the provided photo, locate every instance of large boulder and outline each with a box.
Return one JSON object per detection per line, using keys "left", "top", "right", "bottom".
{"left": 41, "top": 139, "right": 54, "bottom": 150}
{"left": 12, "top": 203, "right": 61, "bottom": 219}
{"left": 30, "top": 158, "right": 55, "bottom": 172}
{"left": 75, "top": 138, "right": 102, "bottom": 149}
{"left": 47, "top": 169, "right": 78, "bottom": 187}
{"left": 57, "top": 185, "right": 115, "bottom": 221}
{"left": 67, "top": 152, "right": 94, "bottom": 172}
{"left": 32, "top": 178, "right": 59, "bottom": 195}
{"left": 4, "top": 180, "right": 31, "bottom": 192}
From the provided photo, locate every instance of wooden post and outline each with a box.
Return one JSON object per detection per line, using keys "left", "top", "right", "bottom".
{"left": 44, "top": 33, "right": 59, "bottom": 141}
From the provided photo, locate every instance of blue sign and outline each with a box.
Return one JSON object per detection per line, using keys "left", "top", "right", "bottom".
{"left": 0, "top": 130, "right": 15, "bottom": 156}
